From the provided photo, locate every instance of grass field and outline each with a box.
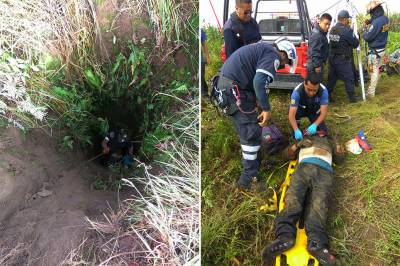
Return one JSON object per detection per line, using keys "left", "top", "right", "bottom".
{"left": 201, "top": 27, "right": 400, "bottom": 266}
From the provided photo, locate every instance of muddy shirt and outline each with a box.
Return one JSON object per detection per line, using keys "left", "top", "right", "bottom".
{"left": 297, "top": 135, "right": 344, "bottom": 172}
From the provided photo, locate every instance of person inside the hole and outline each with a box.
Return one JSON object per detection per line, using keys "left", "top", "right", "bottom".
{"left": 101, "top": 128, "right": 134, "bottom": 167}
{"left": 262, "top": 132, "right": 344, "bottom": 266}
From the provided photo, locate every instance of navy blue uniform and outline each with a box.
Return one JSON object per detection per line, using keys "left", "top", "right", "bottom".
{"left": 363, "top": 7, "right": 389, "bottom": 50}
{"left": 307, "top": 24, "right": 329, "bottom": 77}
{"left": 363, "top": 6, "right": 389, "bottom": 96}
{"left": 224, "top": 12, "right": 261, "bottom": 59}
{"left": 218, "top": 42, "right": 280, "bottom": 188}
{"left": 327, "top": 22, "right": 359, "bottom": 101}
{"left": 290, "top": 82, "right": 329, "bottom": 132}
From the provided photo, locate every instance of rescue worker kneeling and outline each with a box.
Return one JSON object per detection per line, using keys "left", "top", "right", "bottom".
{"left": 262, "top": 133, "right": 344, "bottom": 266}
{"left": 289, "top": 71, "right": 329, "bottom": 141}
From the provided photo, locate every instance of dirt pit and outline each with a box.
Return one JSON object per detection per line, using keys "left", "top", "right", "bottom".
{"left": 0, "top": 127, "right": 119, "bottom": 265}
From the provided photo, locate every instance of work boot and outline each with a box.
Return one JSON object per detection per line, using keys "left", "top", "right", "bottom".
{"left": 262, "top": 234, "right": 295, "bottom": 262}
{"left": 348, "top": 94, "right": 359, "bottom": 103}
{"left": 236, "top": 180, "right": 251, "bottom": 192}
{"left": 354, "top": 78, "right": 359, "bottom": 87}
{"left": 349, "top": 98, "right": 358, "bottom": 103}
{"left": 307, "top": 241, "right": 337, "bottom": 266}
{"left": 236, "top": 177, "right": 267, "bottom": 193}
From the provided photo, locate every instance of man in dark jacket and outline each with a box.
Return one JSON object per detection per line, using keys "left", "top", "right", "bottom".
{"left": 307, "top": 13, "right": 332, "bottom": 79}
{"left": 262, "top": 134, "right": 345, "bottom": 266}
{"left": 223, "top": 0, "right": 261, "bottom": 59}
{"left": 214, "top": 39, "right": 297, "bottom": 190}
{"left": 363, "top": 0, "right": 389, "bottom": 97}
{"left": 327, "top": 10, "right": 360, "bottom": 103}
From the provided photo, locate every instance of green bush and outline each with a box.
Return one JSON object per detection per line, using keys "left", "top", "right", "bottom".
{"left": 386, "top": 32, "right": 400, "bottom": 54}
{"left": 388, "top": 13, "right": 400, "bottom": 32}
{"left": 203, "top": 26, "right": 224, "bottom": 80}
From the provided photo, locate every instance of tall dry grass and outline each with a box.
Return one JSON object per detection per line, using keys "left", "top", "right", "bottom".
{"left": 0, "top": 0, "right": 99, "bottom": 129}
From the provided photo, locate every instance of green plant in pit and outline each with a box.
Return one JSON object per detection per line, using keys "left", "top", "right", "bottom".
{"left": 62, "top": 135, "right": 74, "bottom": 151}
{"left": 92, "top": 178, "right": 107, "bottom": 191}
{"left": 141, "top": 124, "right": 172, "bottom": 158}
{"left": 47, "top": 42, "right": 154, "bottom": 149}
{"left": 49, "top": 86, "right": 95, "bottom": 148}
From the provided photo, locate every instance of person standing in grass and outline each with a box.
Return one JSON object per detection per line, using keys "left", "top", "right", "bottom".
{"left": 307, "top": 13, "right": 332, "bottom": 80}
{"left": 363, "top": 0, "right": 389, "bottom": 98}
{"left": 262, "top": 133, "right": 344, "bottom": 266}
{"left": 223, "top": 0, "right": 261, "bottom": 59}
{"left": 201, "top": 28, "right": 211, "bottom": 98}
{"left": 213, "top": 38, "right": 297, "bottom": 190}
{"left": 327, "top": 10, "right": 360, "bottom": 103}
{"left": 288, "top": 71, "right": 329, "bottom": 141}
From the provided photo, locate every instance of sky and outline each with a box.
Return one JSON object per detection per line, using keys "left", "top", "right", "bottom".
{"left": 201, "top": 0, "right": 400, "bottom": 27}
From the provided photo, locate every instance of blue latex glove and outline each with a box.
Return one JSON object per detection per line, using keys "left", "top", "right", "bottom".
{"left": 122, "top": 154, "right": 133, "bottom": 168}
{"left": 306, "top": 123, "right": 318, "bottom": 135}
{"left": 294, "top": 129, "right": 303, "bottom": 141}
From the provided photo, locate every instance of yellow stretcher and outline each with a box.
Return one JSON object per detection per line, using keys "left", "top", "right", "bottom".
{"left": 276, "top": 160, "right": 319, "bottom": 266}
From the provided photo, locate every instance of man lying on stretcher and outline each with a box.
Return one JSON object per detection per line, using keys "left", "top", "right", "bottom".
{"left": 262, "top": 132, "right": 345, "bottom": 266}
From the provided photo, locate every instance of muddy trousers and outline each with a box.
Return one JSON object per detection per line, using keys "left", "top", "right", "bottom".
{"left": 327, "top": 56, "right": 356, "bottom": 101}
{"left": 275, "top": 163, "right": 334, "bottom": 248}
{"left": 231, "top": 110, "right": 262, "bottom": 189}
{"left": 367, "top": 52, "right": 384, "bottom": 96}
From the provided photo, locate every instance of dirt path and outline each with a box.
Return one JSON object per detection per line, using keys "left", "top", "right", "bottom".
{"left": 0, "top": 127, "right": 118, "bottom": 266}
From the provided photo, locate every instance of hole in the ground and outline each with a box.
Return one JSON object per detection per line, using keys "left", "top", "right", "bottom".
{"left": 102, "top": 102, "right": 142, "bottom": 144}
{"left": 89, "top": 99, "right": 145, "bottom": 167}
